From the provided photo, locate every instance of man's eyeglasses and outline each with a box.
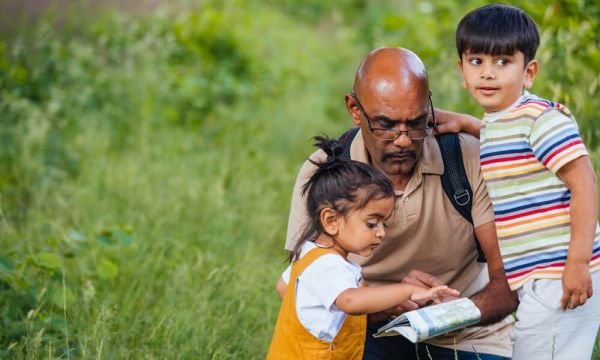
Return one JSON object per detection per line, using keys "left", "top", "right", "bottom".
{"left": 351, "top": 90, "right": 436, "bottom": 141}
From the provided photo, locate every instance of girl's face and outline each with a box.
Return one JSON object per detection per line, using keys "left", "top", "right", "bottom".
{"left": 334, "top": 196, "right": 395, "bottom": 258}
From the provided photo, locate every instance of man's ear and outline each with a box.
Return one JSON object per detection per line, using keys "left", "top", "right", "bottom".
{"left": 523, "top": 59, "right": 538, "bottom": 89}
{"left": 345, "top": 94, "right": 362, "bottom": 127}
{"left": 320, "top": 207, "right": 340, "bottom": 235}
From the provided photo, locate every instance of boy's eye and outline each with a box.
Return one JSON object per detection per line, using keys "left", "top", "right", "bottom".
{"left": 468, "top": 57, "right": 482, "bottom": 65}
{"left": 496, "top": 58, "right": 509, "bottom": 66}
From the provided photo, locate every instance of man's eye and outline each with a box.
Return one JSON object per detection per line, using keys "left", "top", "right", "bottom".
{"left": 469, "top": 58, "right": 482, "bottom": 65}
{"left": 377, "top": 121, "right": 396, "bottom": 129}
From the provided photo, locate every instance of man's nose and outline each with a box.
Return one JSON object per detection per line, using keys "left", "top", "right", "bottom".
{"left": 392, "top": 132, "right": 412, "bottom": 147}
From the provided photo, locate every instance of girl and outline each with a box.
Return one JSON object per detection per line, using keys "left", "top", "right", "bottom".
{"left": 267, "top": 136, "right": 459, "bottom": 359}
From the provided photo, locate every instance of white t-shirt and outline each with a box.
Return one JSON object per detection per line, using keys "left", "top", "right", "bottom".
{"left": 281, "top": 242, "right": 362, "bottom": 341}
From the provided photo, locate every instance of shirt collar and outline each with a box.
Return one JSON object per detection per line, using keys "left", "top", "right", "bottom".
{"left": 483, "top": 90, "right": 530, "bottom": 122}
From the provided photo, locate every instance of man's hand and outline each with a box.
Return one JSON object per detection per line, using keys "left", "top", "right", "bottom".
{"left": 402, "top": 269, "right": 444, "bottom": 287}
{"left": 367, "top": 302, "right": 418, "bottom": 323}
{"left": 561, "top": 260, "right": 593, "bottom": 310}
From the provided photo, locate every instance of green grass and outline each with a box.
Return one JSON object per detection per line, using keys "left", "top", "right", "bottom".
{"left": 0, "top": 1, "right": 599, "bottom": 358}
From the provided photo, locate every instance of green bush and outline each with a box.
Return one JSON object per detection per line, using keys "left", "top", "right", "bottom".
{"left": 0, "top": 1, "right": 598, "bottom": 358}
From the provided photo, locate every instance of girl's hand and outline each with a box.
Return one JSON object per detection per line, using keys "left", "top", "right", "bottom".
{"left": 410, "top": 285, "right": 460, "bottom": 305}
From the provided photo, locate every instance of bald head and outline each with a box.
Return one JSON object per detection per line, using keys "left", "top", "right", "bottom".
{"left": 354, "top": 47, "right": 428, "bottom": 101}
{"left": 346, "top": 47, "right": 432, "bottom": 187}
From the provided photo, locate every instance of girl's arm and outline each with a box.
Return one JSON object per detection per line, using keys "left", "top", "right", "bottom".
{"left": 557, "top": 156, "right": 598, "bottom": 310}
{"left": 276, "top": 277, "right": 287, "bottom": 299}
{"left": 434, "top": 109, "right": 481, "bottom": 138}
{"left": 335, "top": 284, "right": 459, "bottom": 316}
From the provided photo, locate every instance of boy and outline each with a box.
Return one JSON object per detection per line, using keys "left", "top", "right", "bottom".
{"left": 450, "top": 3, "right": 600, "bottom": 360}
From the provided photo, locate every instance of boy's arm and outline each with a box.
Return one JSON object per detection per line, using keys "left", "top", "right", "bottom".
{"left": 335, "top": 284, "right": 459, "bottom": 316}
{"left": 557, "top": 156, "right": 598, "bottom": 310}
{"left": 434, "top": 109, "right": 482, "bottom": 138}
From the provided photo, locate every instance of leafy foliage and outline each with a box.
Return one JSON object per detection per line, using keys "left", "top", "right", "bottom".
{"left": 0, "top": 0, "right": 599, "bottom": 358}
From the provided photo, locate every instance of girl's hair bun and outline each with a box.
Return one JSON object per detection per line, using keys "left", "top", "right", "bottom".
{"left": 312, "top": 135, "right": 345, "bottom": 169}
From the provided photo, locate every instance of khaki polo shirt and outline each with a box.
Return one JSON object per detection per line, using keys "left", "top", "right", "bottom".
{"left": 284, "top": 130, "right": 514, "bottom": 357}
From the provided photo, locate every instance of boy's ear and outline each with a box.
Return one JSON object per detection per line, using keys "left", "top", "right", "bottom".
{"left": 523, "top": 59, "right": 538, "bottom": 89}
{"left": 457, "top": 59, "right": 467, "bottom": 88}
{"left": 320, "top": 207, "right": 340, "bottom": 235}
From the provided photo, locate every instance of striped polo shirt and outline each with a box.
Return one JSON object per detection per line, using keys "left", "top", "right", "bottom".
{"left": 480, "top": 92, "right": 600, "bottom": 290}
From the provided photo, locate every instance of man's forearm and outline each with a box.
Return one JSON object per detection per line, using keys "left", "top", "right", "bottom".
{"left": 472, "top": 221, "right": 518, "bottom": 324}
{"left": 470, "top": 271, "right": 518, "bottom": 325}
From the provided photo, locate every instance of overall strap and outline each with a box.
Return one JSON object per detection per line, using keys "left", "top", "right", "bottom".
{"left": 290, "top": 246, "right": 341, "bottom": 282}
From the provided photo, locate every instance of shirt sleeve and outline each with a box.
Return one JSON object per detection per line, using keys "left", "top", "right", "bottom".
{"left": 298, "top": 254, "right": 361, "bottom": 311}
{"left": 284, "top": 149, "right": 327, "bottom": 251}
{"left": 281, "top": 264, "right": 292, "bottom": 284}
{"left": 530, "top": 108, "right": 588, "bottom": 173}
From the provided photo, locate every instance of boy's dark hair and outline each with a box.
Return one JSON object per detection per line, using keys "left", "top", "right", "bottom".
{"left": 456, "top": 3, "right": 540, "bottom": 65}
{"left": 289, "top": 135, "right": 394, "bottom": 262}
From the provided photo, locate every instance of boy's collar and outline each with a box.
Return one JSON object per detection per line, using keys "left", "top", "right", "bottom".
{"left": 483, "top": 91, "right": 530, "bottom": 121}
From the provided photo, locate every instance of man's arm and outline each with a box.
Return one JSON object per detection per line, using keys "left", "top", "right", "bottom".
{"left": 434, "top": 109, "right": 481, "bottom": 138}
{"left": 470, "top": 221, "right": 518, "bottom": 324}
{"left": 400, "top": 223, "right": 517, "bottom": 325}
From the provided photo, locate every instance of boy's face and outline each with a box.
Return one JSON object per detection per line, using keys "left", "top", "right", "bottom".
{"left": 458, "top": 50, "right": 538, "bottom": 113}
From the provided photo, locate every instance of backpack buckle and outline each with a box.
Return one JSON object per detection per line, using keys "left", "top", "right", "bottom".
{"left": 454, "top": 190, "right": 471, "bottom": 206}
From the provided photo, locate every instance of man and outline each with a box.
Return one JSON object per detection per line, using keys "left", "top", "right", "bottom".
{"left": 284, "top": 47, "right": 517, "bottom": 359}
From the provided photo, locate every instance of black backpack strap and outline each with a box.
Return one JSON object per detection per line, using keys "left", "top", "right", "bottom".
{"left": 337, "top": 128, "right": 486, "bottom": 262}
{"left": 436, "top": 133, "right": 486, "bottom": 263}
{"left": 338, "top": 127, "right": 360, "bottom": 160}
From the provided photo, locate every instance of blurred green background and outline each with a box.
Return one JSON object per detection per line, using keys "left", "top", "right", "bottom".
{"left": 0, "top": 0, "right": 599, "bottom": 358}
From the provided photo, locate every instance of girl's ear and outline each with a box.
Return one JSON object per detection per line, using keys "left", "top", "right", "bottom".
{"left": 320, "top": 207, "right": 340, "bottom": 235}
{"left": 523, "top": 59, "right": 538, "bottom": 89}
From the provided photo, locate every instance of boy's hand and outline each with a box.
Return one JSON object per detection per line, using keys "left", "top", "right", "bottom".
{"left": 410, "top": 285, "right": 460, "bottom": 305}
{"left": 561, "top": 260, "right": 593, "bottom": 310}
{"left": 433, "top": 109, "right": 481, "bottom": 138}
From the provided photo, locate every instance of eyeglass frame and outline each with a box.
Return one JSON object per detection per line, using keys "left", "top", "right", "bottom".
{"left": 350, "top": 90, "right": 436, "bottom": 141}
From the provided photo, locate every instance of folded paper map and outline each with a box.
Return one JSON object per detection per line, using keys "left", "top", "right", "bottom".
{"left": 373, "top": 298, "right": 481, "bottom": 343}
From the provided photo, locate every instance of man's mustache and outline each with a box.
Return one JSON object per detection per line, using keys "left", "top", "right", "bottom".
{"left": 381, "top": 150, "right": 416, "bottom": 162}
